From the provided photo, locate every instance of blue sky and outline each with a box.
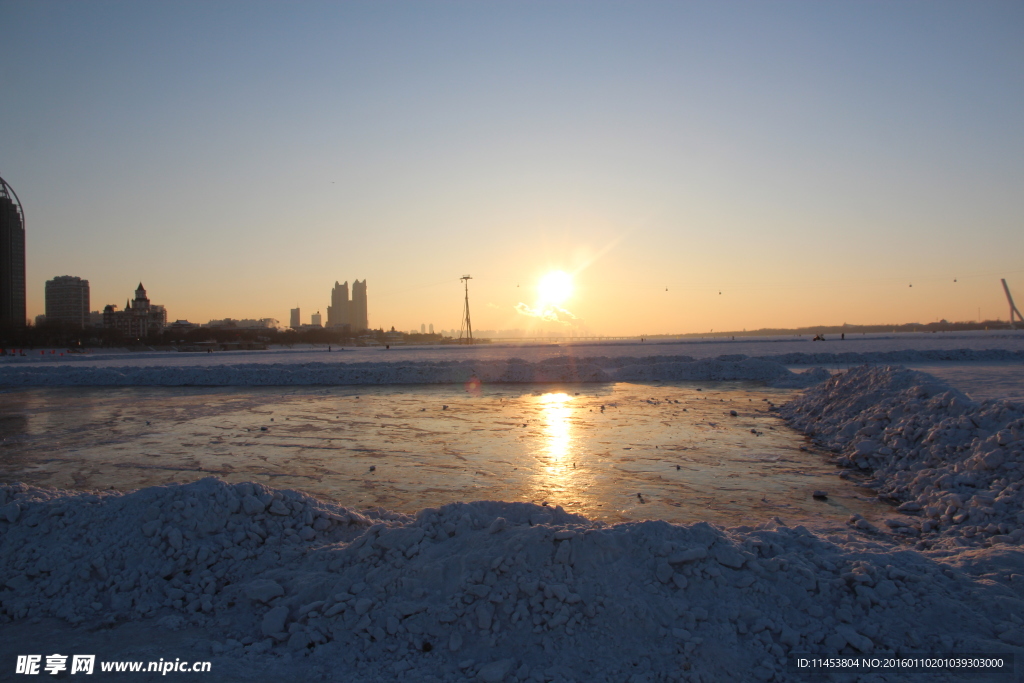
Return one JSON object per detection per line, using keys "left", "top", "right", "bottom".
{"left": 2, "top": 1, "right": 1022, "bottom": 334}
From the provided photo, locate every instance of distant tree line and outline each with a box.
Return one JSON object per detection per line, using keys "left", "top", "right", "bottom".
{"left": 0, "top": 322, "right": 449, "bottom": 350}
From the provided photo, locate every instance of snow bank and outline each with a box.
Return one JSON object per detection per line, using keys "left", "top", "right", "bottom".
{"left": 764, "top": 348, "right": 1024, "bottom": 365}
{"left": 2, "top": 478, "right": 1020, "bottom": 682}
{"left": 613, "top": 358, "right": 830, "bottom": 387}
{"left": 782, "top": 365, "right": 1024, "bottom": 550}
{"left": 0, "top": 356, "right": 827, "bottom": 387}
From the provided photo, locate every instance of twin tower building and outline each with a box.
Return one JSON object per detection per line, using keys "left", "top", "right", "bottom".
{"left": 326, "top": 279, "right": 368, "bottom": 332}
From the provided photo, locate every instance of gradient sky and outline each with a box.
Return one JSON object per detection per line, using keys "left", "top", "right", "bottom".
{"left": 2, "top": 1, "right": 1022, "bottom": 335}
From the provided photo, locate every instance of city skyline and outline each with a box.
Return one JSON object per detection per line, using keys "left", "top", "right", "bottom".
{"left": 3, "top": 2, "right": 1023, "bottom": 335}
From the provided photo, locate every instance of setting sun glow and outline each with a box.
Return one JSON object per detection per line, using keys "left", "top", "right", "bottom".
{"left": 537, "top": 271, "right": 573, "bottom": 306}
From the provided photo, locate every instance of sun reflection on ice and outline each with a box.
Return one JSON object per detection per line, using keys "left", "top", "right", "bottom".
{"left": 538, "top": 392, "right": 574, "bottom": 471}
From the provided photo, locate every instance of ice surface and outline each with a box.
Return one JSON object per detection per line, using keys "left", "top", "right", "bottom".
{"left": 0, "top": 382, "right": 887, "bottom": 528}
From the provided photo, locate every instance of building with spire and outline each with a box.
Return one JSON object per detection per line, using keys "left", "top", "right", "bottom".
{"left": 0, "top": 176, "right": 26, "bottom": 329}
{"left": 103, "top": 283, "right": 167, "bottom": 338}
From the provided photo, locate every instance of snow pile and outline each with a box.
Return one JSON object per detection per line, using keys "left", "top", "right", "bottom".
{"left": 782, "top": 365, "right": 1024, "bottom": 549}
{"left": 0, "top": 356, "right": 826, "bottom": 387}
{"left": 2, "top": 478, "right": 1021, "bottom": 682}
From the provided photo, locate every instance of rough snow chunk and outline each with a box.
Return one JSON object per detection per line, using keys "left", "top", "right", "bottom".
{"left": 245, "top": 579, "right": 284, "bottom": 604}
{"left": 475, "top": 601, "right": 494, "bottom": 630}
{"left": 268, "top": 500, "right": 290, "bottom": 516}
{"left": 299, "top": 600, "right": 325, "bottom": 616}
{"left": 978, "top": 450, "right": 1005, "bottom": 470}
{"left": 668, "top": 547, "right": 707, "bottom": 564}
{"left": 854, "top": 440, "right": 877, "bottom": 456}
{"left": 165, "top": 527, "right": 183, "bottom": 550}
{"left": 1, "top": 503, "right": 20, "bottom": 523}
{"left": 712, "top": 545, "right": 746, "bottom": 569}
{"left": 262, "top": 605, "right": 288, "bottom": 636}
{"left": 477, "top": 658, "right": 514, "bottom": 683}
{"left": 287, "top": 630, "right": 311, "bottom": 650}
{"left": 467, "top": 584, "right": 491, "bottom": 599}
{"left": 241, "top": 495, "right": 266, "bottom": 515}
{"left": 554, "top": 541, "right": 572, "bottom": 564}
{"left": 487, "top": 517, "right": 506, "bottom": 534}
{"left": 836, "top": 625, "right": 873, "bottom": 652}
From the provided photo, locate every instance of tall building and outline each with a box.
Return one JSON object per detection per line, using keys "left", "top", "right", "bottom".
{"left": 311, "top": 311, "right": 322, "bottom": 327}
{"left": 45, "top": 276, "right": 90, "bottom": 329}
{"left": 103, "top": 283, "right": 167, "bottom": 338}
{"left": 290, "top": 308, "right": 300, "bottom": 329}
{"left": 351, "top": 279, "right": 368, "bottom": 332}
{"left": 326, "top": 279, "right": 368, "bottom": 332}
{"left": 0, "top": 176, "right": 26, "bottom": 329}
{"left": 326, "top": 281, "right": 350, "bottom": 328}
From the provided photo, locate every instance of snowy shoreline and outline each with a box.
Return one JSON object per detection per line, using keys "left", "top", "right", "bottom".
{"left": 1, "top": 366, "right": 1022, "bottom": 681}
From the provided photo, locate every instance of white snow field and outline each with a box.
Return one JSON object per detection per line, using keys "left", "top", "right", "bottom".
{"left": 4, "top": 329, "right": 1024, "bottom": 369}
{"left": 0, "top": 334, "right": 1022, "bottom": 682}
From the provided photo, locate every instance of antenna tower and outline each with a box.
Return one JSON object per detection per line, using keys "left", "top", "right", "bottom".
{"left": 459, "top": 275, "right": 473, "bottom": 344}
{"left": 1002, "top": 279, "right": 1023, "bottom": 329}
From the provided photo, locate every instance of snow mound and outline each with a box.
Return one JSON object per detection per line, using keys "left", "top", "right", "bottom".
{"left": 782, "top": 365, "right": 1024, "bottom": 549}
{"left": 2, "top": 478, "right": 1022, "bottom": 681}
{"left": 0, "top": 356, "right": 825, "bottom": 387}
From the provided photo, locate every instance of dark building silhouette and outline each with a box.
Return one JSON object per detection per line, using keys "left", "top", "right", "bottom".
{"left": 103, "top": 283, "right": 167, "bottom": 338}
{"left": 0, "top": 176, "right": 26, "bottom": 329}
{"left": 326, "top": 279, "right": 368, "bottom": 332}
{"left": 351, "top": 279, "right": 368, "bottom": 332}
{"left": 45, "top": 276, "right": 90, "bottom": 329}
{"left": 327, "top": 281, "right": 350, "bottom": 329}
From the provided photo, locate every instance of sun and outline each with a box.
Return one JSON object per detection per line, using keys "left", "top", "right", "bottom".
{"left": 537, "top": 270, "right": 573, "bottom": 306}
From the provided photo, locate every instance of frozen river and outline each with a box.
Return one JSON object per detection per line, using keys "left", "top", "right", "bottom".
{"left": 0, "top": 381, "right": 888, "bottom": 527}
{"left": 2, "top": 330, "right": 1020, "bottom": 529}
